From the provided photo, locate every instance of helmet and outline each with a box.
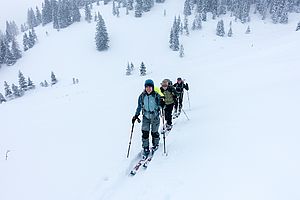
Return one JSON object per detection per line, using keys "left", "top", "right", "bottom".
{"left": 144, "top": 79, "right": 154, "bottom": 88}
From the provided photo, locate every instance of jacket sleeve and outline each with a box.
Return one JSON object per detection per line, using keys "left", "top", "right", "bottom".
{"left": 135, "top": 94, "right": 142, "bottom": 116}
{"left": 184, "top": 83, "right": 189, "bottom": 91}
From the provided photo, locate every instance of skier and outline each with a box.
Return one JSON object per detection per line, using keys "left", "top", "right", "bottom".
{"left": 160, "top": 79, "right": 178, "bottom": 131}
{"left": 173, "top": 77, "right": 189, "bottom": 115}
{"left": 132, "top": 79, "right": 162, "bottom": 158}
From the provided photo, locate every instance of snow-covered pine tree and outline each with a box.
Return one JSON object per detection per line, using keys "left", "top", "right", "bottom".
{"left": 85, "top": 3, "right": 92, "bottom": 23}
{"left": 216, "top": 19, "right": 225, "bottom": 37}
{"left": 36, "top": 6, "right": 43, "bottom": 26}
{"left": 51, "top": 71, "right": 58, "bottom": 85}
{"left": 4, "top": 81, "right": 13, "bottom": 99}
{"left": 143, "top": 0, "right": 154, "bottom": 12}
{"left": 192, "top": 14, "right": 202, "bottom": 30}
{"left": 27, "top": 77, "right": 35, "bottom": 89}
{"left": 127, "top": 0, "right": 134, "bottom": 10}
{"left": 28, "top": 31, "right": 35, "bottom": 48}
{"left": 31, "top": 28, "right": 38, "bottom": 42}
{"left": 184, "top": 0, "right": 192, "bottom": 16}
{"left": 12, "top": 84, "right": 23, "bottom": 98}
{"left": 113, "top": 1, "right": 117, "bottom": 16}
{"left": 179, "top": 44, "right": 184, "bottom": 57}
{"left": 135, "top": 0, "right": 143, "bottom": 17}
{"left": 140, "top": 62, "right": 146, "bottom": 76}
{"left": 0, "top": 92, "right": 6, "bottom": 103}
{"left": 40, "top": 81, "right": 45, "bottom": 87}
{"left": 280, "top": 11, "right": 288, "bottom": 24}
{"left": 130, "top": 62, "right": 134, "bottom": 71}
{"left": 228, "top": 26, "right": 233, "bottom": 37}
{"left": 52, "top": 0, "right": 60, "bottom": 29}
{"left": 44, "top": 80, "right": 49, "bottom": 87}
{"left": 72, "top": 2, "right": 81, "bottom": 22}
{"left": 126, "top": 63, "right": 132, "bottom": 75}
{"left": 296, "top": 22, "right": 300, "bottom": 31}
{"left": 183, "top": 16, "right": 189, "bottom": 36}
{"left": 0, "top": 39, "right": 6, "bottom": 64}
{"left": 19, "top": 71, "right": 28, "bottom": 91}
{"left": 245, "top": 25, "right": 251, "bottom": 34}
{"left": 5, "top": 21, "right": 14, "bottom": 42}
{"left": 5, "top": 48, "right": 16, "bottom": 66}
{"left": 27, "top": 8, "right": 38, "bottom": 29}
{"left": 42, "top": 0, "right": 53, "bottom": 26}
{"left": 23, "top": 33, "right": 29, "bottom": 51}
{"left": 95, "top": 14, "right": 109, "bottom": 51}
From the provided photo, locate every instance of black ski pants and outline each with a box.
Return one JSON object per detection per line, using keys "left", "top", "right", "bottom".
{"left": 164, "top": 103, "right": 174, "bottom": 125}
{"left": 174, "top": 93, "right": 184, "bottom": 111}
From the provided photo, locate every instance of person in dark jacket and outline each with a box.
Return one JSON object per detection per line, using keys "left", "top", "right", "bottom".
{"left": 132, "top": 79, "right": 161, "bottom": 157}
{"left": 160, "top": 79, "right": 178, "bottom": 131}
{"left": 173, "top": 77, "right": 189, "bottom": 115}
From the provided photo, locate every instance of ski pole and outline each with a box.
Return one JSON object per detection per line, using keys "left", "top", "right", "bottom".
{"left": 126, "top": 117, "right": 140, "bottom": 158}
{"left": 181, "top": 108, "right": 190, "bottom": 121}
{"left": 161, "top": 108, "right": 167, "bottom": 155}
{"left": 187, "top": 91, "right": 191, "bottom": 110}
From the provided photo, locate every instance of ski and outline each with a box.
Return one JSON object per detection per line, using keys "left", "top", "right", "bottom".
{"left": 130, "top": 157, "right": 147, "bottom": 176}
{"left": 142, "top": 148, "right": 157, "bottom": 168}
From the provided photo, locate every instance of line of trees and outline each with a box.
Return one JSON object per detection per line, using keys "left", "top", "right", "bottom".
{"left": 184, "top": 0, "right": 300, "bottom": 24}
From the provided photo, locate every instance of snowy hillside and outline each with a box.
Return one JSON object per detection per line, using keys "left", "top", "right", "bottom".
{"left": 1, "top": 1, "right": 300, "bottom": 200}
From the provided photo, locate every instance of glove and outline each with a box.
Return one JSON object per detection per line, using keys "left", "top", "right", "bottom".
{"left": 160, "top": 98, "right": 165, "bottom": 108}
{"left": 132, "top": 115, "right": 139, "bottom": 124}
{"left": 185, "top": 83, "right": 189, "bottom": 91}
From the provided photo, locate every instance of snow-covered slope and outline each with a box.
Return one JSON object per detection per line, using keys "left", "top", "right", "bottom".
{"left": 1, "top": 1, "right": 300, "bottom": 200}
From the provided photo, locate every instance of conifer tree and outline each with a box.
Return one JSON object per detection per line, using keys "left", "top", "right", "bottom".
{"left": 28, "top": 31, "right": 35, "bottom": 48}
{"left": 140, "top": 62, "right": 146, "bottom": 76}
{"left": 192, "top": 14, "right": 202, "bottom": 30}
{"left": 18, "top": 71, "right": 27, "bottom": 91}
{"left": 52, "top": 0, "right": 60, "bottom": 29}
{"left": 179, "top": 44, "right": 184, "bottom": 57}
{"left": 183, "top": 16, "right": 189, "bottom": 36}
{"left": 135, "top": 0, "right": 143, "bottom": 17}
{"left": 184, "top": 0, "right": 192, "bottom": 16}
{"left": 85, "top": 3, "right": 92, "bottom": 23}
{"left": 11, "top": 39, "right": 22, "bottom": 60}
{"left": 23, "top": 33, "right": 29, "bottom": 51}
{"left": 27, "top": 8, "right": 38, "bottom": 29}
{"left": 245, "top": 25, "right": 251, "bottom": 34}
{"left": 228, "top": 26, "right": 233, "bottom": 37}
{"left": 44, "top": 80, "right": 49, "bottom": 87}
{"left": 280, "top": 12, "right": 288, "bottom": 24}
{"left": 0, "top": 93, "right": 6, "bottom": 103}
{"left": 42, "top": 0, "right": 53, "bottom": 26}
{"left": 127, "top": 0, "right": 134, "bottom": 10}
{"left": 126, "top": 63, "right": 132, "bottom": 75}
{"left": 5, "top": 48, "right": 16, "bottom": 66}
{"left": 95, "top": 14, "right": 109, "bottom": 51}
{"left": 36, "top": 6, "right": 43, "bottom": 26}
{"left": 130, "top": 62, "right": 134, "bottom": 71}
{"left": 51, "top": 71, "right": 58, "bottom": 85}
{"left": 216, "top": 20, "right": 225, "bottom": 36}
{"left": 5, "top": 21, "right": 14, "bottom": 42}
{"left": 4, "top": 81, "right": 13, "bottom": 99}
{"left": 0, "top": 40, "right": 6, "bottom": 64}
{"left": 72, "top": 2, "right": 81, "bottom": 22}
{"left": 12, "top": 84, "right": 23, "bottom": 98}
{"left": 27, "top": 77, "right": 35, "bottom": 89}
{"left": 296, "top": 22, "right": 300, "bottom": 31}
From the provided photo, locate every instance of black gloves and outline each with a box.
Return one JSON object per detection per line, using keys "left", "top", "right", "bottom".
{"left": 185, "top": 83, "right": 189, "bottom": 91}
{"left": 160, "top": 98, "right": 165, "bottom": 108}
{"left": 132, "top": 115, "right": 140, "bottom": 124}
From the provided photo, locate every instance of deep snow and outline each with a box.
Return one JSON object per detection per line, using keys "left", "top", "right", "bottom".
{"left": 1, "top": 1, "right": 300, "bottom": 200}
